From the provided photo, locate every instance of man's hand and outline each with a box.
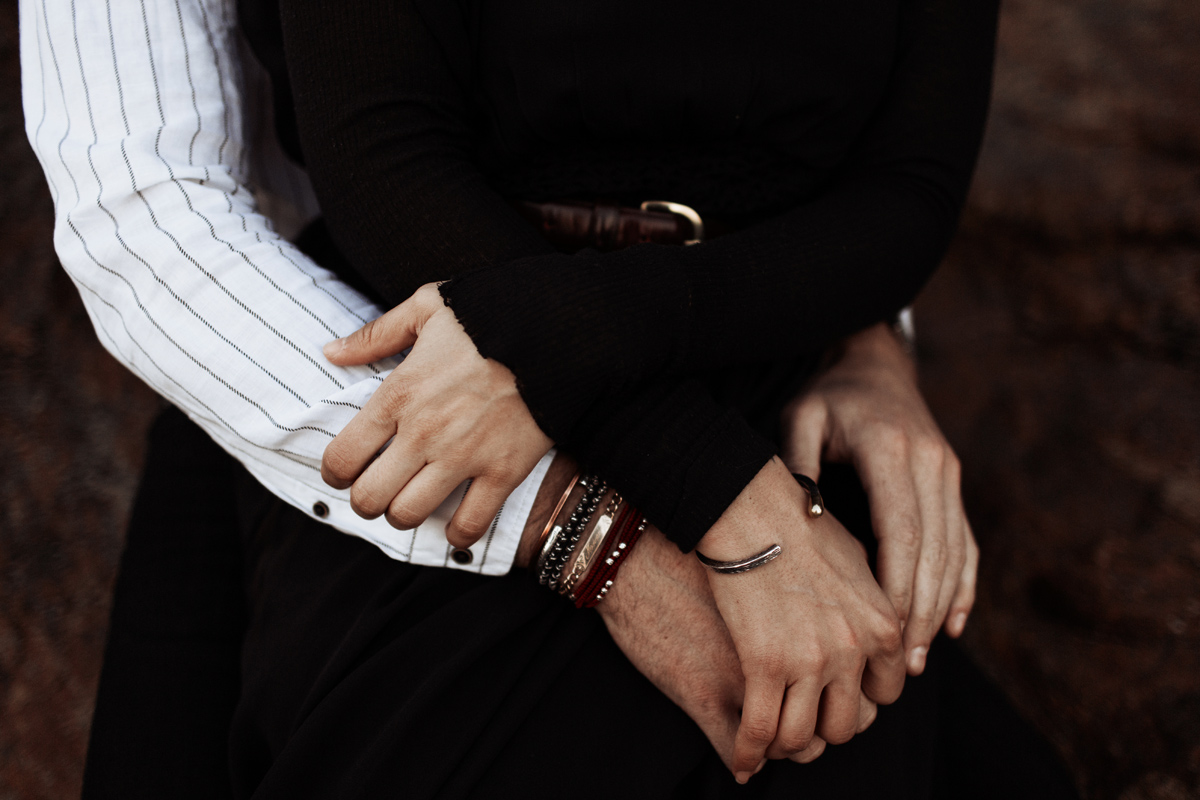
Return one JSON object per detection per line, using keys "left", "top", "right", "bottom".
{"left": 322, "top": 283, "right": 552, "bottom": 548}
{"left": 696, "top": 457, "right": 906, "bottom": 783}
{"left": 780, "top": 322, "right": 978, "bottom": 676}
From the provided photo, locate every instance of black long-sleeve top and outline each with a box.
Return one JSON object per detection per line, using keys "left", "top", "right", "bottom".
{"left": 269, "top": 0, "right": 998, "bottom": 551}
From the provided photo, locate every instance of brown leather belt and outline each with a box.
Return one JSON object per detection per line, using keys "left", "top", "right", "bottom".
{"left": 514, "top": 199, "right": 726, "bottom": 253}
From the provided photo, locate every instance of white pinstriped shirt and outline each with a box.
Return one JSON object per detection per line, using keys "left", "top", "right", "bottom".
{"left": 18, "top": 0, "right": 553, "bottom": 575}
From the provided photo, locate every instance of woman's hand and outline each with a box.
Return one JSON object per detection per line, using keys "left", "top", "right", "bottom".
{"left": 780, "top": 323, "right": 978, "bottom": 675}
{"left": 698, "top": 457, "right": 906, "bottom": 783}
{"left": 322, "top": 283, "right": 552, "bottom": 548}
{"left": 596, "top": 524, "right": 881, "bottom": 773}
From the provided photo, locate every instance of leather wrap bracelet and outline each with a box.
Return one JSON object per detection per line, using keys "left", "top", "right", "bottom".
{"left": 557, "top": 493, "right": 621, "bottom": 597}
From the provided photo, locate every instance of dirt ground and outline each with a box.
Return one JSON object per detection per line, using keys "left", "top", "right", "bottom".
{"left": 1, "top": 0, "right": 1198, "bottom": 798}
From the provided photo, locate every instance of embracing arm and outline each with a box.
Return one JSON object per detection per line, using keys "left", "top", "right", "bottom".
{"left": 280, "top": 0, "right": 999, "bottom": 444}
{"left": 280, "top": 0, "right": 997, "bottom": 549}
{"left": 18, "top": 0, "right": 546, "bottom": 573}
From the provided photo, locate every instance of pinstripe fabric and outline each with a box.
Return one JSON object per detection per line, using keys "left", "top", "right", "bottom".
{"left": 18, "top": 0, "right": 552, "bottom": 575}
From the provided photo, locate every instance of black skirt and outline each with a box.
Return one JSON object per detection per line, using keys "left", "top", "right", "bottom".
{"left": 82, "top": 407, "right": 1078, "bottom": 800}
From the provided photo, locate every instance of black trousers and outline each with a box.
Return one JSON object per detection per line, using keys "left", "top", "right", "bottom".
{"left": 82, "top": 408, "right": 1079, "bottom": 799}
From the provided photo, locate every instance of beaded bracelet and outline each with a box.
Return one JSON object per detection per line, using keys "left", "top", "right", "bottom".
{"left": 548, "top": 480, "right": 606, "bottom": 590}
{"left": 538, "top": 476, "right": 607, "bottom": 589}
{"left": 536, "top": 474, "right": 594, "bottom": 581}
{"left": 557, "top": 492, "right": 622, "bottom": 597}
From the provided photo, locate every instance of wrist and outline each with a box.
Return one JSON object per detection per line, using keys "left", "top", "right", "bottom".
{"left": 518, "top": 463, "right": 649, "bottom": 607}
{"left": 516, "top": 452, "right": 578, "bottom": 569}
{"left": 695, "top": 457, "right": 818, "bottom": 562}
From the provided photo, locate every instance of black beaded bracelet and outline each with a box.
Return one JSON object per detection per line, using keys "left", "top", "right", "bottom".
{"left": 537, "top": 475, "right": 607, "bottom": 588}
{"left": 550, "top": 479, "right": 607, "bottom": 590}
{"left": 536, "top": 475, "right": 591, "bottom": 584}
{"left": 544, "top": 479, "right": 606, "bottom": 590}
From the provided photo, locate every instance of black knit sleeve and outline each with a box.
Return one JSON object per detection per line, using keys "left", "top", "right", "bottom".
{"left": 438, "top": 0, "right": 999, "bottom": 443}
{"left": 279, "top": 0, "right": 998, "bottom": 548}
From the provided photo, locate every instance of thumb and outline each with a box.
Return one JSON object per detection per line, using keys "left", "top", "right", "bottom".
{"left": 780, "top": 398, "right": 828, "bottom": 482}
{"left": 323, "top": 299, "right": 427, "bottom": 366}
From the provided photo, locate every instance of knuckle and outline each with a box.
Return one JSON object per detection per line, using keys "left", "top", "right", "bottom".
{"left": 834, "top": 624, "right": 863, "bottom": 658}
{"left": 886, "top": 519, "right": 920, "bottom": 549}
{"left": 453, "top": 511, "right": 493, "bottom": 541}
{"left": 479, "top": 460, "right": 520, "bottom": 485}
{"left": 793, "top": 398, "right": 826, "bottom": 429}
{"left": 798, "top": 648, "right": 828, "bottom": 677}
{"left": 778, "top": 732, "right": 814, "bottom": 755}
{"left": 914, "top": 436, "right": 946, "bottom": 467}
{"left": 741, "top": 719, "right": 776, "bottom": 746}
{"left": 966, "top": 531, "right": 981, "bottom": 561}
{"left": 409, "top": 415, "right": 445, "bottom": 444}
{"left": 874, "top": 424, "right": 910, "bottom": 455}
{"left": 358, "top": 318, "right": 385, "bottom": 350}
{"left": 945, "top": 451, "right": 962, "bottom": 481}
{"left": 377, "top": 382, "right": 415, "bottom": 421}
{"left": 824, "top": 725, "right": 856, "bottom": 746}
{"left": 748, "top": 652, "right": 788, "bottom": 681}
{"left": 908, "top": 602, "right": 937, "bottom": 633}
{"left": 889, "top": 579, "right": 914, "bottom": 608}
{"left": 910, "top": 606, "right": 937, "bottom": 636}
{"left": 875, "top": 616, "right": 904, "bottom": 654}
{"left": 386, "top": 501, "right": 425, "bottom": 531}
{"left": 349, "top": 484, "right": 387, "bottom": 519}
{"left": 322, "top": 446, "right": 357, "bottom": 486}
{"left": 949, "top": 547, "right": 967, "bottom": 579}
{"left": 879, "top": 681, "right": 905, "bottom": 706}
{"left": 926, "top": 539, "right": 948, "bottom": 572}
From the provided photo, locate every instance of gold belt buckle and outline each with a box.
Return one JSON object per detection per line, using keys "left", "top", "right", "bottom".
{"left": 640, "top": 200, "right": 704, "bottom": 245}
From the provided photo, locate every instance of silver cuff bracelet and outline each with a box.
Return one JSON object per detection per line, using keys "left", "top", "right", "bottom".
{"left": 694, "top": 472, "right": 825, "bottom": 575}
{"left": 696, "top": 543, "right": 783, "bottom": 574}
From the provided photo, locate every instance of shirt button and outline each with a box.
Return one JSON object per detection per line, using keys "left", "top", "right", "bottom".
{"left": 451, "top": 548, "right": 473, "bottom": 565}
{"left": 312, "top": 501, "right": 329, "bottom": 518}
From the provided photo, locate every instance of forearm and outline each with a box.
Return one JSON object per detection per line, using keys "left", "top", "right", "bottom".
{"left": 515, "top": 452, "right": 577, "bottom": 569}
{"left": 282, "top": 0, "right": 997, "bottom": 448}
{"left": 19, "top": 0, "right": 545, "bottom": 574}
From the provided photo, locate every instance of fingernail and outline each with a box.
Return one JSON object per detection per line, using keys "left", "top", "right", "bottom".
{"left": 735, "top": 771, "right": 752, "bottom": 785}
{"left": 322, "top": 338, "right": 346, "bottom": 359}
{"left": 952, "top": 612, "right": 967, "bottom": 635}
{"left": 907, "top": 645, "right": 927, "bottom": 673}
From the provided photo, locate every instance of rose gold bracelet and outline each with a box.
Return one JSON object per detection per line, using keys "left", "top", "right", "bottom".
{"left": 537, "top": 470, "right": 580, "bottom": 556}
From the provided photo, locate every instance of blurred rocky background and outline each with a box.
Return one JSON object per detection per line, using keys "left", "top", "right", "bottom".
{"left": 0, "top": 0, "right": 1197, "bottom": 797}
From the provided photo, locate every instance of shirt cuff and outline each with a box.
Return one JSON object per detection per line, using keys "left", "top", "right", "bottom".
{"left": 230, "top": 437, "right": 555, "bottom": 576}
{"left": 443, "top": 448, "right": 555, "bottom": 575}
